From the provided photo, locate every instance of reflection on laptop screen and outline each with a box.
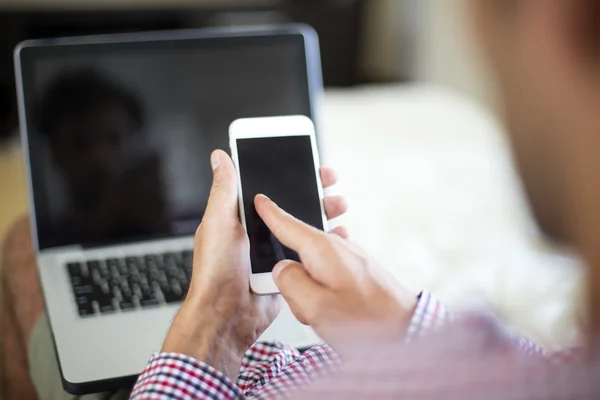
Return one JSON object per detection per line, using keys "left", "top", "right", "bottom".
{"left": 21, "top": 35, "right": 313, "bottom": 249}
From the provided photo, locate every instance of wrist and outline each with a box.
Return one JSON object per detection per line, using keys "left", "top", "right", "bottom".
{"left": 162, "top": 295, "right": 243, "bottom": 380}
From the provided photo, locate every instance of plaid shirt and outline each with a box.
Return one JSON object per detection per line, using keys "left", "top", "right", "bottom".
{"left": 130, "top": 292, "right": 581, "bottom": 399}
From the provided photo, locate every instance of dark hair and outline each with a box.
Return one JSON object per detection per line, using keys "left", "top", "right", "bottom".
{"left": 36, "top": 68, "right": 144, "bottom": 137}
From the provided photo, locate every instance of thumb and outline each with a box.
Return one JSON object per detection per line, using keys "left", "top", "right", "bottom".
{"left": 205, "top": 150, "right": 238, "bottom": 219}
{"left": 273, "top": 260, "right": 324, "bottom": 325}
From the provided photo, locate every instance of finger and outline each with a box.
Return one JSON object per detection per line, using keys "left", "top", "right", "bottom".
{"left": 320, "top": 167, "right": 338, "bottom": 189}
{"left": 273, "top": 260, "right": 325, "bottom": 325}
{"left": 324, "top": 196, "right": 348, "bottom": 220}
{"left": 329, "top": 225, "right": 350, "bottom": 239}
{"left": 204, "top": 150, "right": 238, "bottom": 221}
{"left": 254, "top": 194, "right": 323, "bottom": 253}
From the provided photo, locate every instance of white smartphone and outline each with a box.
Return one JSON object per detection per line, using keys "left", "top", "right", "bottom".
{"left": 229, "top": 115, "right": 328, "bottom": 295}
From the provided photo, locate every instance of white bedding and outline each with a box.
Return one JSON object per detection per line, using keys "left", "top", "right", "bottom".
{"left": 319, "top": 84, "right": 583, "bottom": 349}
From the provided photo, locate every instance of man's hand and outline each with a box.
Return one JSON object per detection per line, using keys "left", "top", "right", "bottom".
{"left": 162, "top": 150, "right": 348, "bottom": 379}
{"left": 254, "top": 194, "right": 417, "bottom": 350}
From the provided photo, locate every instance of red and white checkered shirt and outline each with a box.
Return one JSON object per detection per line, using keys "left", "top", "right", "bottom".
{"left": 130, "top": 292, "right": 585, "bottom": 399}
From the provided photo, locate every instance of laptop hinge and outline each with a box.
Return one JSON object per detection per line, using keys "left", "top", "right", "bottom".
{"left": 39, "top": 245, "right": 84, "bottom": 256}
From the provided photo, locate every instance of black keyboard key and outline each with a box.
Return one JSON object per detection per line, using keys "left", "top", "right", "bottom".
{"left": 148, "top": 270, "right": 160, "bottom": 282}
{"left": 140, "top": 291, "right": 160, "bottom": 308}
{"left": 126, "top": 258, "right": 140, "bottom": 273}
{"left": 108, "top": 265, "right": 119, "bottom": 278}
{"left": 99, "top": 282, "right": 110, "bottom": 295}
{"left": 160, "top": 280, "right": 170, "bottom": 291}
{"left": 158, "top": 270, "right": 168, "bottom": 282}
{"left": 131, "top": 283, "right": 142, "bottom": 296}
{"left": 129, "top": 265, "right": 141, "bottom": 277}
{"left": 118, "top": 263, "right": 129, "bottom": 275}
{"left": 144, "top": 255, "right": 157, "bottom": 264}
{"left": 76, "top": 296, "right": 90, "bottom": 305}
{"left": 109, "top": 278, "right": 121, "bottom": 288}
{"left": 128, "top": 275, "right": 140, "bottom": 286}
{"left": 68, "top": 263, "right": 85, "bottom": 280}
{"left": 120, "top": 284, "right": 132, "bottom": 299}
{"left": 181, "top": 284, "right": 190, "bottom": 296}
{"left": 99, "top": 265, "right": 110, "bottom": 279}
{"left": 139, "top": 275, "right": 149, "bottom": 287}
{"left": 95, "top": 296, "right": 115, "bottom": 313}
{"left": 87, "top": 260, "right": 100, "bottom": 272}
{"left": 74, "top": 285, "right": 94, "bottom": 295}
{"left": 126, "top": 257, "right": 138, "bottom": 266}
{"left": 166, "top": 267, "right": 179, "bottom": 279}
{"left": 182, "top": 259, "right": 192, "bottom": 271}
{"left": 78, "top": 303, "right": 95, "bottom": 317}
{"left": 170, "top": 281, "right": 183, "bottom": 298}
{"left": 178, "top": 276, "right": 189, "bottom": 287}
{"left": 99, "top": 304, "right": 116, "bottom": 314}
{"left": 68, "top": 262, "right": 83, "bottom": 276}
{"left": 70, "top": 275, "right": 83, "bottom": 286}
{"left": 181, "top": 251, "right": 193, "bottom": 265}
{"left": 140, "top": 284, "right": 153, "bottom": 296}
{"left": 163, "top": 252, "right": 176, "bottom": 264}
{"left": 141, "top": 299, "right": 160, "bottom": 308}
{"left": 163, "top": 289, "right": 183, "bottom": 304}
{"left": 140, "top": 298, "right": 160, "bottom": 308}
{"left": 120, "top": 301, "right": 136, "bottom": 311}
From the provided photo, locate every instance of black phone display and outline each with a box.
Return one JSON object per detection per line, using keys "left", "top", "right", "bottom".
{"left": 236, "top": 135, "right": 323, "bottom": 274}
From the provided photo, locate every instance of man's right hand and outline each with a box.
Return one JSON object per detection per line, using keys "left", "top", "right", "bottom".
{"left": 254, "top": 194, "right": 417, "bottom": 348}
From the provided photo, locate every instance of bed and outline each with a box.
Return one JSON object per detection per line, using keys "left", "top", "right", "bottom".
{"left": 320, "top": 84, "right": 582, "bottom": 349}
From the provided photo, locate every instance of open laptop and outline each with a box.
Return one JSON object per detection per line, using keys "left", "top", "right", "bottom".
{"left": 14, "top": 25, "right": 323, "bottom": 395}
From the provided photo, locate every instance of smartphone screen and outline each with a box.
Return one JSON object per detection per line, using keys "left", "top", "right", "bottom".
{"left": 236, "top": 135, "right": 324, "bottom": 274}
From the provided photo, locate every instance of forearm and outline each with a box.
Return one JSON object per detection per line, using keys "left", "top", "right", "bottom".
{"left": 161, "top": 294, "right": 244, "bottom": 381}
{"left": 131, "top": 295, "right": 247, "bottom": 399}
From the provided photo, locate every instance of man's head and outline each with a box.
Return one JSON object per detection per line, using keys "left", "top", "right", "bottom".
{"left": 471, "top": 0, "right": 600, "bottom": 243}
{"left": 37, "top": 68, "right": 144, "bottom": 202}
{"left": 471, "top": 0, "right": 600, "bottom": 333}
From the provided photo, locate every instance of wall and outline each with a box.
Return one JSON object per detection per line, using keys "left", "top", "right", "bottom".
{"left": 360, "top": 0, "right": 495, "bottom": 107}
{"left": 413, "top": 0, "right": 496, "bottom": 106}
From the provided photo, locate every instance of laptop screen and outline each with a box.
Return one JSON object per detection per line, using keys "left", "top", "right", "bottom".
{"left": 18, "top": 31, "right": 317, "bottom": 250}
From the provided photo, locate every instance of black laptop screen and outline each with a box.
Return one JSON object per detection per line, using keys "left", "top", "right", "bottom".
{"left": 18, "top": 31, "right": 316, "bottom": 250}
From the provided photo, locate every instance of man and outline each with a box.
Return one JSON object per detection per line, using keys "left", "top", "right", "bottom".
{"left": 130, "top": 0, "right": 600, "bottom": 397}
{"left": 3, "top": 0, "right": 600, "bottom": 398}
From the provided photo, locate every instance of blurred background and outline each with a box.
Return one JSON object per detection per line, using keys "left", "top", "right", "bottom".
{"left": 0, "top": 0, "right": 583, "bottom": 358}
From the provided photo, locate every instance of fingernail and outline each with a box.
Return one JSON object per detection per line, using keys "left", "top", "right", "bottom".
{"left": 211, "top": 151, "right": 221, "bottom": 170}
{"left": 256, "top": 194, "right": 271, "bottom": 203}
{"left": 272, "top": 260, "right": 291, "bottom": 280}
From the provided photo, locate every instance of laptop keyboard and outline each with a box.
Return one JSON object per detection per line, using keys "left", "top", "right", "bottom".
{"left": 66, "top": 250, "right": 193, "bottom": 317}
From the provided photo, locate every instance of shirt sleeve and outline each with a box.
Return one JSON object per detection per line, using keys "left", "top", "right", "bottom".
{"left": 129, "top": 342, "right": 319, "bottom": 399}
{"left": 405, "top": 291, "right": 569, "bottom": 362}
{"left": 129, "top": 352, "right": 242, "bottom": 400}
{"left": 129, "top": 292, "right": 453, "bottom": 399}
{"left": 130, "top": 291, "right": 570, "bottom": 399}
{"left": 405, "top": 290, "right": 454, "bottom": 342}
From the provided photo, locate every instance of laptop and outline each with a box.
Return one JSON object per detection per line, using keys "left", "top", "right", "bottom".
{"left": 14, "top": 25, "right": 323, "bottom": 395}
